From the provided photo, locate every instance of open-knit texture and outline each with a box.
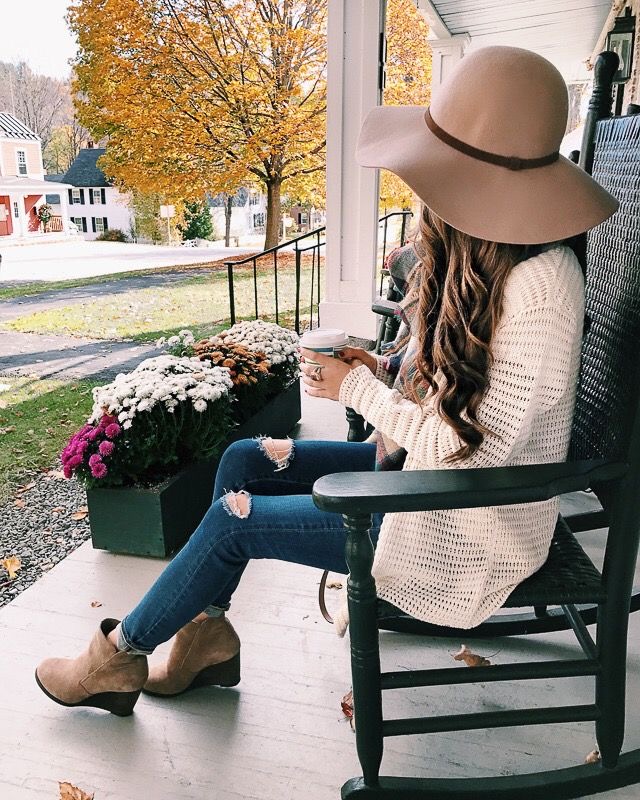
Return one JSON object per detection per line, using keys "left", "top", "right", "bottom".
{"left": 335, "top": 246, "right": 584, "bottom": 635}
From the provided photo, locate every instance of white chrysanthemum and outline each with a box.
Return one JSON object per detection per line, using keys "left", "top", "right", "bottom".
{"left": 193, "top": 399, "right": 207, "bottom": 412}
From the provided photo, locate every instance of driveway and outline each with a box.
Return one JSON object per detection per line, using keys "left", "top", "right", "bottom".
{"left": 0, "top": 239, "right": 255, "bottom": 282}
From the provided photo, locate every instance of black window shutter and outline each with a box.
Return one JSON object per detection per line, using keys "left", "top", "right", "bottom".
{"left": 68, "top": 189, "right": 73, "bottom": 204}
{"left": 91, "top": 217, "right": 96, "bottom": 233}
{"left": 82, "top": 217, "right": 87, "bottom": 233}
{"left": 101, "top": 188, "right": 106, "bottom": 204}
{"left": 80, "top": 189, "right": 85, "bottom": 204}
{"left": 103, "top": 217, "right": 108, "bottom": 231}
{"left": 89, "top": 189, "right": 94, "bottom": 205}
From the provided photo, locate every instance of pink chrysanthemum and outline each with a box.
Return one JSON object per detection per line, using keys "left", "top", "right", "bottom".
{"left": 91, "top": 462, "right": 108, "bottom": 479}
{"left": 98, "top": 440, "right": 115, "bottom": 457}
{"left": 105, "top": 423, "right": 122, "bottom": 439}
{"left": 88, "top": 453, "right": 103, "bottom": 467}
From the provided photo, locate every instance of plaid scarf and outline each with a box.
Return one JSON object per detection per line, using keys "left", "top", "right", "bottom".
{"left": 374, "top": 244, "right": 423, "bottom": 472}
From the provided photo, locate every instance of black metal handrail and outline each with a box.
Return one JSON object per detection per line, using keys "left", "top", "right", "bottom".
{"left": 224, "top": 227, "right": 325, "bottom": 333}
{"left": 224, "top": 209, "right": 413, "bottom": 333}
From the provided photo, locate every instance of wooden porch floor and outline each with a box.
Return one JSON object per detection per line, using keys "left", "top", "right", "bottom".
{"left": 1, "top": 389, "right": 640, "bottom": 799}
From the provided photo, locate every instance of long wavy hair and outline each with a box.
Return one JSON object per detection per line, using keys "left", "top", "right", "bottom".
{"left": 400, "top": 205, "right": 586, "bottom": 462}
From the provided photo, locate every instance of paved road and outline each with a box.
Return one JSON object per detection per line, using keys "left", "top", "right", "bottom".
{"left": 0, "top": 239, "right": 254, "bottom": 282}
{"left": 0, "top": 268, "right": 207, "bottom": 381}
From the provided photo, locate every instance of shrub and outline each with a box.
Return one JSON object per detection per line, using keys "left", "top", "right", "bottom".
{"left": 96, "top": 228, "right": 128, "bottom": 242}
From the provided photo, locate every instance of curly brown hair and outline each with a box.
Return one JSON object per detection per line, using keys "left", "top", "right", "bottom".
{"left": 401, "top": 205, "right": 584, "bottom": 462}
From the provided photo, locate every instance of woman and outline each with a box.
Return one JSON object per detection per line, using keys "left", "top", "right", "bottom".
{"left": 35, "top": 46, "right": 617, "bottom": 716}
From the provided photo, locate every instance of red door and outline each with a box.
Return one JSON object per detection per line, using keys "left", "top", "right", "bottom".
{"left": 0, "top": 197, "right": 13, "bottom": 236}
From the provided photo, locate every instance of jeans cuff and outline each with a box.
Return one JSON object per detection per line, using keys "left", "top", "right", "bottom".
{"left": 203, "top": 603, "right": 229, "bottom": 618}
{"left": 116, "top": 621, "right": 155, "bottom": 655}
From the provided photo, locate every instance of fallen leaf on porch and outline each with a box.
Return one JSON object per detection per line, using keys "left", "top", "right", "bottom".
{"left": 58, "top": 781, "right": 94, "bottom": 800}
{"left": 71, "top": 507, "right": 89, "bottom": 521}
{"left": 453, "top": 645, "right": 492, "bottom": 667}
{"left": 340, "top": 689, "right": 356, "bottom": 731}
{"left": 13, "top": 498, "right": 26, "bottom": 509}
{"left": 326, "top": 580, "right": 343, "bottom": 590}
{"left": 1, "top": 556, "right": 22, "bottom": 580}
{"left": 585, "top": 749, "right": 601, "bottom": 764}
{"left": 17, "top": 481, "right": 36, "bottom": 493}
{"left": 90, "top": 601, "right": 102, "bottom": 608}
{"left": 51, "top": 507, "right": 65, "bottom": 514}
{"left": 341, "top": 689, "right": 353, "bottom": 718}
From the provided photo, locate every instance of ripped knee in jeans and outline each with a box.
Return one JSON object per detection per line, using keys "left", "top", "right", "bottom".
{"left": 256, "top": 436, "right": 294, "bottom": 472}
{"left": 222, "top": 489, "right": 252, "bottom": 519}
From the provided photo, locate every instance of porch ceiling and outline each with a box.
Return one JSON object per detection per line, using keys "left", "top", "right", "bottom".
{"left": 418, "top": 0, "right": 614, "bottom": 81}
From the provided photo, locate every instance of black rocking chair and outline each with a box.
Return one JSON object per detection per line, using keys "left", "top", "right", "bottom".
{"left": 313, "top": 51, "right": 640, "bottom": 798}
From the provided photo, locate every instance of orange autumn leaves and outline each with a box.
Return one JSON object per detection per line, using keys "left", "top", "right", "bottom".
{"left": 68, "top": 0, "right": 327, "bottom": 246}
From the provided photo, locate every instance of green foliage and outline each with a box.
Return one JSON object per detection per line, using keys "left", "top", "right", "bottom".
{"left": 96, "top": 228, "right": 128, "bottom": 242}
{"left": 178, "top": 200, "right": 214, "bottom": 241}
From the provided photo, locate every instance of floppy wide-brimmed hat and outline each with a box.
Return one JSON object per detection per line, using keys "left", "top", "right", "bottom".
{"left": 356, "top": 46, "right": 618, "bottom": 244}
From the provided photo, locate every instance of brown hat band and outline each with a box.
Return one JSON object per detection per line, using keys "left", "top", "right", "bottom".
{"left": 424, "top": 108, "right": 559, "bottom": 171}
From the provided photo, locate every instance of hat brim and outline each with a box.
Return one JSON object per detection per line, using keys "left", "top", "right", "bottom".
{"left": 356, "top": 106, "right": 619, "bottom": 244}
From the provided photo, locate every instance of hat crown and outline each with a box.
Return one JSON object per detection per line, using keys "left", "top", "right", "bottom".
{"left": 430, "top": 46, "right": 568, "bottom": 160}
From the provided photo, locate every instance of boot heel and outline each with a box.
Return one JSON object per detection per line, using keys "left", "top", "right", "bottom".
{"left": 80, "top": 689, "right": 142, "bottom": 717}
{"left": 190, "top": 652, "right": 241, "bottom": 690}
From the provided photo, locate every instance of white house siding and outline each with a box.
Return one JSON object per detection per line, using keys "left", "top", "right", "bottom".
{"left": 67, "top": 187, "right": 134, "bottom": 240}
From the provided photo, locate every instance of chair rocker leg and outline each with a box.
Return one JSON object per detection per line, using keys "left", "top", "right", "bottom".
{"left": 340, "top": 751, "right": 640, "bottom": 800}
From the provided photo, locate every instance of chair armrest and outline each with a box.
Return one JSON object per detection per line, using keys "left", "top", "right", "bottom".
{"left": 312, "top": 459, "right": 627, "bottom": 515}
{"left": 371, "top": 299, "right": 400, "bottom": 318}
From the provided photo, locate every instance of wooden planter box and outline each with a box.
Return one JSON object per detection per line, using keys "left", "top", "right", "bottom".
{"left": 86, "top": 381, "right": 301, "bottom": 557}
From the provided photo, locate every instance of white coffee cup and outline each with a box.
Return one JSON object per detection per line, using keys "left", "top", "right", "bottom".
{"left": 299, "top": 328, "right": 349, "bottom": 365}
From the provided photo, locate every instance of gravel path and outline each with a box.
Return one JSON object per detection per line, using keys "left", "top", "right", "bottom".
{"left": 0, "top": 469, "right": 91, "bottom": 608}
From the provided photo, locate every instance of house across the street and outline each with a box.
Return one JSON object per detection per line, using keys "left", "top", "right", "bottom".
{"left": 0, "top": 112, "right": 73, "bottom": 242}
{"left": 47, "top": 146, "right": 134, "bottom": 240}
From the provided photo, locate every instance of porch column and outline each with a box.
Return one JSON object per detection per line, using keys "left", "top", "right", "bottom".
{"left": 320, "top": 0, "right": 386, "bottom": 339}
{"left": 10, "top": 194, "right": 28, "bottom": 238}
{"left": 415, "top": 1, "right": 470, "bottom": 86}
{"left": 59, "top": 189, "right": 71, "bottom": 235}
{"left": 429, "top": 34, "right": 471, "bottom": 86}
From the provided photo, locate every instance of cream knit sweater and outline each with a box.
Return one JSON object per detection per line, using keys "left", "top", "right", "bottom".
{"left": 335, "top": 245, "right": 584, "bottom": 634}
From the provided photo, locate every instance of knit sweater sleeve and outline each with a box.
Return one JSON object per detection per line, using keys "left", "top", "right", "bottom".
{"left": 338, "top": 303, "right": 580, "bottom": 469}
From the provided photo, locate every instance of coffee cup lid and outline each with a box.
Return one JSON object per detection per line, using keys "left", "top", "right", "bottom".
{"left": 299, "top": 328, "right": 349, "bottom": 348}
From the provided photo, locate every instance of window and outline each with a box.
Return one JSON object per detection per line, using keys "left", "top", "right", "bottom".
{"left": 249, "top": 192, "right": 259, "bottom": 206}
{"left": 253, "top": 212, "right": 265, "bottom": 228}
{"left": 16, "top": 150, "right": 27, "bottom": 175}
{"left": 93, "top": 217, "right": 108, "bottom": 233}
{"left": 13, "top": 201, "right": 19, "bottom": 219}
{"left": 92, "top": 189, "right": 103, "bottom": 204}
{"left": 72, "top": 189, "right": 81, "bottom": 204}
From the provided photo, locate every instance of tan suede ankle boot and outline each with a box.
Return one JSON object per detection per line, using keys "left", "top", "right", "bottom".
{"left": 143, "top": 614, "right": 240, "bottom": 697}
{"left": 35, "top": 618, "right": 148, "bottom": 716}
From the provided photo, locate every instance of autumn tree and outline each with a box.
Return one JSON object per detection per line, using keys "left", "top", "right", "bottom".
{"left": 380, "top": 0, "right": 432, "bottom": 212}
{"left": 68, "top": 0, "right": 327, "bottom": 249}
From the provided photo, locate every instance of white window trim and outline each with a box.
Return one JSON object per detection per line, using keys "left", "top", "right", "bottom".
{"left": 92, "top": 188, "right": 102, "bottom": 204}
{"left": 94, "top": 217, "right": 106, "bottom": 233}
{"left": 71, "top": 188, "right": 81, "bottom": 204}
{"left": 16, "top": 149, "right": 27, "bottom": 176}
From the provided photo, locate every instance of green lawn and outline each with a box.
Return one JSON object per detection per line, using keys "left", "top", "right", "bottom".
{"left": 2, "top": 260, "right": 319, "bottom": 343}
{"left": 0, "top": 376, "right": 97, "bottom": 503}
{"left": 0, "top": 257, "right": 241, "bottom": 302}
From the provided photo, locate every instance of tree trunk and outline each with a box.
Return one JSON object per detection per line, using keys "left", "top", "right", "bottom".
{"left": 224, "top": 194, "right": 232, "bottom": 246}
{"left": 264, "top": 179, "right": 282, "bottom": 250}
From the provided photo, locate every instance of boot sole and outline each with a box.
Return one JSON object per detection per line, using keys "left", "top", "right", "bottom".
{"left": 34, "top": 669, "right": 141, "bottom": 716}
{"left": 143, "top": 651, "right": 241, "bottom": 698}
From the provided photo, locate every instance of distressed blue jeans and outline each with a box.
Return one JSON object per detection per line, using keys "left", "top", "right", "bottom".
{"left": 119, "top": 438, "right": 379, "bottom": 653}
